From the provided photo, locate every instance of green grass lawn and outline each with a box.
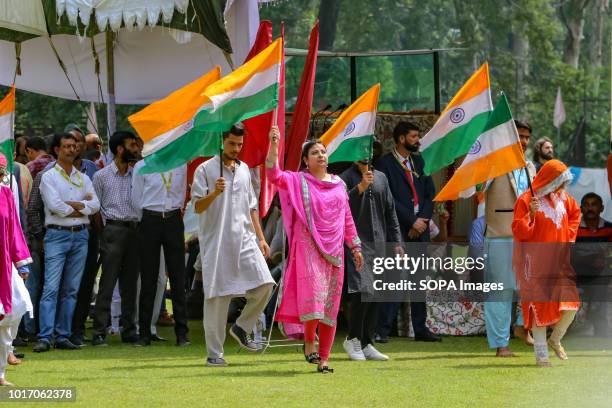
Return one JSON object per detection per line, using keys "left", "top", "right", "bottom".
{"left": 5, "top": 320, "right": 612, "bottom": 408}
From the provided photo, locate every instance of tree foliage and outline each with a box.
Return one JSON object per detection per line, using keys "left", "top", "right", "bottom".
{"left": 262, "top": 0, "right": 611, "bottom": 167}
{"left": 2, "top": 0, "right": 608, "bottom": 167}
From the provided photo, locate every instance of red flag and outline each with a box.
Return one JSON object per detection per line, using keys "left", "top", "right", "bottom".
{"left": 258, "top": 24, "right": 286, "bottom": 217}
{"left": 239, "top": 21, "right": 274, "bottom": 168}
{"left": 284, "top": 22, "right": 319, "bottom": 171}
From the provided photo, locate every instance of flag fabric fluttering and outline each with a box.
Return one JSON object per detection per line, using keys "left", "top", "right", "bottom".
{"left": 284, "top": 21, "right": 320, "bottom": 171}
{"left": 420, "top": 63, "right": 492, "bottom": 175}
{"left": 131, "top": 38, "right": 283, "bottom": 175}
{"left": 553, "top": 87, "right": 566, "bottom": 129}
{"left": 434, "top": 94, "right": 526, "bottom": 201}
{"left": 257, "top": 26, "right": 286, "bottom": 217}
{"left": 129, "top": 67, "right": 222, "bottom": 174}
{"left": 0, "top": 86, "right": 15, "bottom": 174}
{"left": 198, "top": 38, "right": 284, "bottom": 133}
{"left": 239, "top": 20, "right": 274, "bottom": 168}
{"left": 319, "top": 84, "right": 380, "bottom": 164}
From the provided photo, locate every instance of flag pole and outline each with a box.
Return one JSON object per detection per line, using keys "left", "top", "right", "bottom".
{"left": 219, "top": 133, "right": 223, "bottom": 178}
{"left": 524, "top": 166, "right": 534, "bottom": 196}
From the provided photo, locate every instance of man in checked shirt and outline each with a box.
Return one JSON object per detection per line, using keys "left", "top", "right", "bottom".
{"left": 90, "top": 131, "right": 142, "bottom": 347}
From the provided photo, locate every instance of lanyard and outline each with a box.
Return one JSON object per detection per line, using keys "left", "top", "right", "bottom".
{"left": 161, "top": 172, "right": 173, "bottom": 194}
{"left": 54, "top": 165, "right": 83, "bottom": 188}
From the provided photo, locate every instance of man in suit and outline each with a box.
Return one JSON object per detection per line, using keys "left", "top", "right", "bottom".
{"left": 484, "top": 120, "right": 536, "bottom": 356}
{"left": 376, "top": 121, "right": 440, "bottom": 342}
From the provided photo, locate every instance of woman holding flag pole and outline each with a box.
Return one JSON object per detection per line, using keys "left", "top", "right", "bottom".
{"left": 266, "top": 125, "right": 363, "bottom": 374}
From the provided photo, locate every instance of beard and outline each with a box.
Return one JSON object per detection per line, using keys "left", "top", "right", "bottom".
{"left": 541, "top": 151, "right": 554, "bottom": 160}
{"left": 122, "top": 150, "right": 137, "bottom": 163}
{"left": 405, "top": 142, "right": 420, "bottom": 153}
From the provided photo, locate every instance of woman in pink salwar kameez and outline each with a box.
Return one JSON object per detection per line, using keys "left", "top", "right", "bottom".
{"left": 266, "top": 126, "right": 363, "bottom": 374}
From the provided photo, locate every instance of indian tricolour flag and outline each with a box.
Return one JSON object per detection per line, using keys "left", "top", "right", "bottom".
{"left": 320, "top": 83, "right": 380, "bottom": 163}
{"left": 0, "top": 86, "right": 15, "bottom": 172}
{"left": 196, "top": 37, "right": 283, "bottom": 131}
{"left": 434, "top": 94, "right": 526, "bottom": 201}
{"left": 132, "top": 38, "right": 283, "bottom": 174}
{"left": 129, "top": 67, "right": 221, "bottom": 174}
{"left": 420, "top": 63, "right": 492, "bottom": 175}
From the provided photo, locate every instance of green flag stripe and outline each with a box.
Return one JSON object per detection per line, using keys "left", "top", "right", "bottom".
{"left": 195, "top": 83, "right": 279, "bottom": 131}
{"left": 421, "top": 111, "right": 490, "bottom": 175}
{"left": 0, "top": 139, "right": 14, "bottom": 174}
{"left": 482, "top": 94, "right": 512, "bottom": 133}
{"left": 328, "top": 134, "right": 373, "bottom": 164}
{"left": 140, "top": 82, "right": 279, "bottom": 174}
{"left": 140, "top": 129, "right": 221, "bottom": 174}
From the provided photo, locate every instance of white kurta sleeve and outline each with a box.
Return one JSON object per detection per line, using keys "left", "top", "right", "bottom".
{"left": 247, "top": 172, "right": 257, "bottom": 211}
{"left": 191, "top": 165, "right": 209, "bottom": 200}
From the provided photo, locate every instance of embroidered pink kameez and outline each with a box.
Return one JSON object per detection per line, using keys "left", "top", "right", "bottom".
{"left": 267, "top": 163, "right": 360, "bottom": 327}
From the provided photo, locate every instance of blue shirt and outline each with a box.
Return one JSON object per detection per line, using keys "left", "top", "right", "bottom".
{"left": 511, "top": 161, "right": 531, "bottom": 195}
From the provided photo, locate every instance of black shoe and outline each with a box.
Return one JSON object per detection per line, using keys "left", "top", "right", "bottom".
{"left": 121, "top": 335, "right": 140, "bottom": 344}
{"left": 374, "top": 334, "right": 389, "bottom": 344}
{"left": 12, "top": 337, "right": 28, "bottom": 347}
{"left": 133, "top": 337, "right": 151, "bottom": 347}
{"left": 14, "top": 352, "right": 25, "bottom": 359}
{"left": 92, "top": 335, "right": 108, "bottom": 347}
{"left": 229, "top": 324, "right": 257, "bottom": 352}
{"left": 69, "top": 335, "right": 85, "bottom": 347}
{"left": 151, "top": 334, "right": 167, "bottom": 342}
{"left": 33, "top": 341, "right": 51, "bottom": 353}
{"left": 54, "top": 339, "right": 80, "bottom": 350}
{"left": 414, "top": 331, "right": 442, "bottom": 342}
{"left": 206, "top": 357, "right": 228, "bottom": 367}
{"left": 176, "top": 335, "right": 191, "bottom": 347}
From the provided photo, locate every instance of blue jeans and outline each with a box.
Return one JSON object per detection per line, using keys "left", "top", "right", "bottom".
{"left": 38, "top": 228, "right": 89, "bottom": 343}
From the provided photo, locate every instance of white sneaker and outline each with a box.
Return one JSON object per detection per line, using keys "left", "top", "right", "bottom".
{"left": 342, "top": 337, "right": 366, "bottom": 360}
{"left": 363, "top": 344, "right": 389, "bottom": 361}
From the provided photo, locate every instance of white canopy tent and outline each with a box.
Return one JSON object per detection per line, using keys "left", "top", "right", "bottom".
{"left": 0, "top": 0, "right": 262, "bottom": 105}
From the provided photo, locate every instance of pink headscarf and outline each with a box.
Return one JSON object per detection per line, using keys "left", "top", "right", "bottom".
{"left": 0, "top": 153, "right": 7, "bottom": 168}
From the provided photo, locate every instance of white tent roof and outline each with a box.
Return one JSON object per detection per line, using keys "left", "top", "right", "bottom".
{"left": 0, "top": 0, "right": 261, "bottom": 104}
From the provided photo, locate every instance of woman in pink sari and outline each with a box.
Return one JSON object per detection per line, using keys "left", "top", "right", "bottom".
{"left": 266, "top": 126, "right": 363, "bottom": 374}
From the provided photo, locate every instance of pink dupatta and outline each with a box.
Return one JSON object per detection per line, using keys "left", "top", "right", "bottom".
{"left": 267, "top": 163, "right": 360, "bottom": 263}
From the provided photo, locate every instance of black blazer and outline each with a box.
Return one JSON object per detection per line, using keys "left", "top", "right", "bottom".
{"left": 376, "top": 152, "right": 435, "bottom": 242}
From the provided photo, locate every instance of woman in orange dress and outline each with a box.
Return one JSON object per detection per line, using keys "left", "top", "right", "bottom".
{"left": 512, "top": 160, "right": 581, "bottom": 366}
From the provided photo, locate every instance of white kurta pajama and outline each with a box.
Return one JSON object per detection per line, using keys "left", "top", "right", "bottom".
{"left": 191, "top": 156, "right": 274, "bottom": 359}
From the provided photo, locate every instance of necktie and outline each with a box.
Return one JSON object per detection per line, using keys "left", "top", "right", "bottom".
{"left": 403, "top": 159, "right": 419, "bottom": 211}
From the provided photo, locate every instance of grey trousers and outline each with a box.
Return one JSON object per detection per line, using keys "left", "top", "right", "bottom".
{"left": 203, "top": 283, "right": 273, "bottom": 359}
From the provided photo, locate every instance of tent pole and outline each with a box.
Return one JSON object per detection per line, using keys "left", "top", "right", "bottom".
{"left": 106, "top": 30, "right": 117, "bottom": 138}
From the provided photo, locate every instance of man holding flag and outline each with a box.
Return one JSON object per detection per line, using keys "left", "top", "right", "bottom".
{"left": 191, "top": 124, "right": 274, "bottom": 367}
{"left": 340, "top": 157, "right": 402, "bottom": 361}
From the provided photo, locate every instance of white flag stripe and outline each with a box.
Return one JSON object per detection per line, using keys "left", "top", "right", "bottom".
{"left": 420, "top": 88, "right": 492, "bottom": 150}
{"left": 208, "top": 63, "right": 280, "bottom": 111}
{"left": 325, "top": 111, "right": 376, "bottom": 155}
{"left": 460, "top": 120, "right": 518, "bottom": 167}
{"left": 0, "top": 112, "right": 13, "bottom": 143}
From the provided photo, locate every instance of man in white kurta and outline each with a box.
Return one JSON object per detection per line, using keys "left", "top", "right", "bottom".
{"left": 191, "top": 127, "right": 274, "bottom": 367}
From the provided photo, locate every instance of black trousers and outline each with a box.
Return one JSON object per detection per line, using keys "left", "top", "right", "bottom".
{"left": 138, "top": 212, "right": 188, "bottom": 339}
{"left": 92, "top": 224, "right": 139, "bottom": 339}
{"left": 347, "top": 292, "right": 379, "bottom": 347}
{"left": 377, "top": 301, "right": 428, "bottom": 337}
{"left": 72, "top": 227, "right": 100, "bottom": 338}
